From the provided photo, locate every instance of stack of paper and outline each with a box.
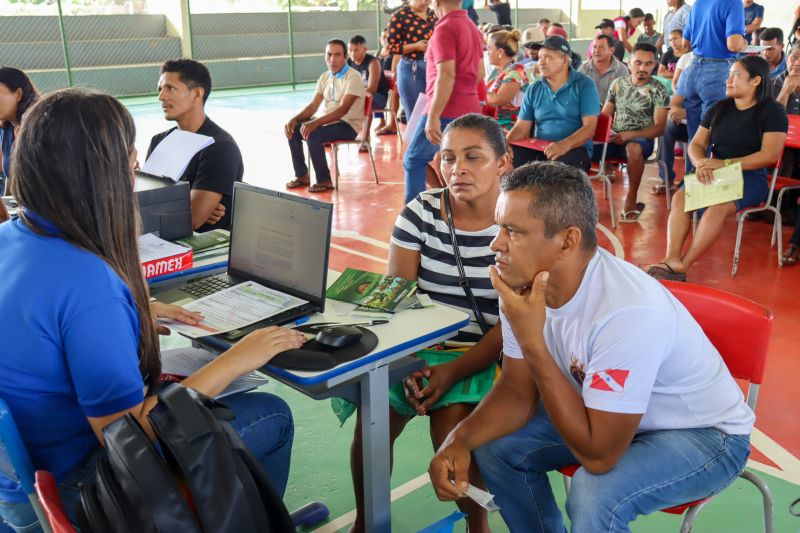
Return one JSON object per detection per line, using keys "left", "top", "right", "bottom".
{"left": 139, "top": 233, "right": 193, "bottom": 278}
{"left": 160, "top": 347, "right": 268, "bottom": 399}
{"left": 141, "top": 129, "right": 215, "bottom": 182}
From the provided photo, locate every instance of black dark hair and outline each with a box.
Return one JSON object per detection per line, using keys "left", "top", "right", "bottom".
{"left": 539, "top": 17, "right": 551, "bottom": 24}
{"left": 709, "top": 55, "right": 773, "bottom": 133}
{"left": 160, "top": 58, "right": 212, "bottom": 103}
{"left": 349, "top": 34, "right": 367, "bottom": 46}
{"left": 11, "top": 88, "right": 161, "bottom": 386}
{"left": 0, "top": 67, "right": 39, "bottom": 125}
{"left": 594, "top": 34, "right": 615, "bottom": 48}
{"left": 500, "top": 161, "right": 598, "bottom": 252}
{"left": 644, "top": 13, "right": 655, "bottom": 22}
{"left": 759, "top": 27, "right": 784, "bottom": 44}
{"left": 327, "top": 39, "right": 348, "bottom": 55}
{"left": 552, "top": 22, "right": 564, "bottom": 28}
{"left": 670, "top": 28, "right": 683, "bottom": 36}
{"left": 443, "top": 113, "right": 508, "bottom": 158}
{"left": 632, "top": 42, "right": 658, "bottom": 59}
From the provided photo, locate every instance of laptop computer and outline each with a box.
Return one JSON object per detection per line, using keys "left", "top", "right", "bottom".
{"left": 152, "top": 182, "right": 333, "bottom": 340}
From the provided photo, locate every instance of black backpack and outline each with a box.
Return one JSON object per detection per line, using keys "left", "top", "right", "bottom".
{"left": 77, "top": 384, "right": 294, "bottom": 533}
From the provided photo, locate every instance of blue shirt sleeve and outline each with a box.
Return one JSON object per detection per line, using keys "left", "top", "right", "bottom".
{"left": 519, "top": 84, "right": 536, "bottom": 122}
{"left": 63, "top": 296, "right": 145, "bottom": 418}
{"left": 727, "top": 2, "right": 746, "bottom": 38}
{"left": 579, "top": 77, "right": 601, "bottom": 117}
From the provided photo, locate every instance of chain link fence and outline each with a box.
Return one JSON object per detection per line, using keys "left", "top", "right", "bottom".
{"left": 0, "top": 0, "right": 637, "bottom": 97}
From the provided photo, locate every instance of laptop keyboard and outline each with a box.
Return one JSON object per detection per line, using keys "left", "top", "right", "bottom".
{"left": 182, "top": 276, "right": 235, "bottom": 299}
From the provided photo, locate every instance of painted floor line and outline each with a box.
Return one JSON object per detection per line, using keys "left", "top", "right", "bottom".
{"left": 596, "top": 222, "right": 625, "bottom": 259}
{"left": 331, "top": 243, "right": 388, "bottom": 264}
{"left": 333, "top": 230, "right": 391, "bottom": 250}
{"left": 749, "top": 427, "right": 800, "bottom": 485}
{"left": 312, "top": 473, "right": 431, "bottom": 532}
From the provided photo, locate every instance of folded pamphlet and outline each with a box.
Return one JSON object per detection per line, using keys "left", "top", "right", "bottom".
{"left": 326, "top": 268, "right": 417, "bottom": 313}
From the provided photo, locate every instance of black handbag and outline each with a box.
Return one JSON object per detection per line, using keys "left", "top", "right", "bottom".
{"left": 442, "top": 188, "right": 491, "bottom": 335}
{"left": 77, "top": 384, "right": 294, "bottom": 533}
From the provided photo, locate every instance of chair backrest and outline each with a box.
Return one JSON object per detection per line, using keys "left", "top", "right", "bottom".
{"left": 0, "top": 397, "right": 36, "bottom": 495}
{"left": 35, "top": 471, "right": 77, "bottom": 533}
{"left": 383, "top": 70, "right": 396, "bottom": 91}
{"left": 786, "top": 114, "right": 800, "bottom": 149}
{"left": 359, "top": 94, "right": 373, "bottom": 142}
{"left": 661, "top": 280, "right": 772, "bottom": 410}
{"left": 593, "top": 113, "right": 613, "bottom": 143}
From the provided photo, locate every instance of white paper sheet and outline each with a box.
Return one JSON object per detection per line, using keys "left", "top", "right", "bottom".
{"left": 743, "top": 45, "right": 769, "bottom": 53}
{"left": 141, "top": 129, "right": 215, "bottom": 182}
{"left": 160, "top": 347, "right": 267, "bottom": 399}
{"left": 139, "top": 233, "right": 191, "bottom": 263}
{"left": 450, "top": 481, "right": 501, "bottom": 512}
{"left": 160, "top": 281, "right": 308, "bottom": 338}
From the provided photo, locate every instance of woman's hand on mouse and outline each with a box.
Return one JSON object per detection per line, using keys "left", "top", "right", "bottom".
{"left": 222, "top": 326, "right": 307, "bottom": 375}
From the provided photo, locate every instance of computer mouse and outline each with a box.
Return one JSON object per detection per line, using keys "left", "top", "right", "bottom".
{"left": 315, "top": 325, "right": 363, "bottom": 349}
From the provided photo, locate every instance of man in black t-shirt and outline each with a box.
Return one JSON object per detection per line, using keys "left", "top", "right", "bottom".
{"left": 347, "top": 35, "right": 389, "bottom": 134}
{"left": 147, "top": 59, "right": 244, "bottom": 232}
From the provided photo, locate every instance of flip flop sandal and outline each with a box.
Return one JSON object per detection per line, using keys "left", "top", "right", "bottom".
{"left": 619, "top": 202, "right": 645, "bottom": 223}
{"left": 646, "top": 263, "right": 687, "bottom": 282}
{"left": 375, "top": 129, "right": 398, "bottom": 136}
{"left": 782, "top": 244, "right": 800, "bottom": 266}
{"left": 286, "top": 178, "right": 309, "bottom": 189}
{"left": 307, "top": 182, "right": 335, "bottom": 193}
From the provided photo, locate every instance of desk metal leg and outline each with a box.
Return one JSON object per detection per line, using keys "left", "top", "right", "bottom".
{"left": 361, "top": 364, "right": 391, "bottom": 533}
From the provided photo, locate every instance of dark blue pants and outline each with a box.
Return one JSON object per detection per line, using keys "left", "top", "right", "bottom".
{"left": 288, "top": 121, "right": 357, "bottom": 184}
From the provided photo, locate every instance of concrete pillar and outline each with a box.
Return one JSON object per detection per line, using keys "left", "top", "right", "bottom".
{"left": 162, "top": 0, "right": 193, "bottom": 59}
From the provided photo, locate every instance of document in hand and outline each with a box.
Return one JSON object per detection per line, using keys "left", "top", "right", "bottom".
{"left": 141, "top": 129, "right": 215, "bottom": 182}
{"left": 159, "top": 347, "right": 268, "bottom": 399}
{"left": 683, "top": 162, "right": 744, "bottom": 212}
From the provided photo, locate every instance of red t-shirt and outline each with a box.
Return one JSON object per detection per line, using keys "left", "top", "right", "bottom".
{"left": 424, "top": 10, "right": 484, "bottom": 119}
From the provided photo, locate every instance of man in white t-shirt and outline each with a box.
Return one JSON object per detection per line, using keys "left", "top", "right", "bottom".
{"left": 428, "top": 161, "right": 753, "bottom": 532}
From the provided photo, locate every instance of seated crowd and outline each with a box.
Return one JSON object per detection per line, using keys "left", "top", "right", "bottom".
{"left": 0, "top": 0, "right": 795, "bottom": 531}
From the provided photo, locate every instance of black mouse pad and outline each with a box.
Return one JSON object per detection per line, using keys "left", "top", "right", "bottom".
{"left": 269, "top": 326, "right": 379, "bottom": 371}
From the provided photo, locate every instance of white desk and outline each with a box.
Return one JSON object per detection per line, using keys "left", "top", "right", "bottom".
{"left": 150, "top": 269, "right": 469, "bottom": 532}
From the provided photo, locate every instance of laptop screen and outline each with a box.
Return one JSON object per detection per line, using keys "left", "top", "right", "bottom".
{"left": 228, "top": 183, "right": 332, "bottom": 306}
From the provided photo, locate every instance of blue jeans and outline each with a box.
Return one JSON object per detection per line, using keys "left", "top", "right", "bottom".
{"left": 403, "top": 114, "right": 454, "bottom": 204}
{"left": 0, "top": 391, "right": 293, "bottom": 533}
{"left": 372, "top": 92, "right": 388, "bottom": 120}
{"left": 682, "top": 57, "right": 736, "bottom": 155}
{"left": 658, "top": 119, "right": 689, "bottom": 182}
{"left": 593, "top": 137, "right": 655, "bottom": 162}
{"left": 474, "top": 408, "right": 750, "bottom": 533}
{"left": 288, "top": 121, "right": 357, "bottom": 184}
{"left": 397, "top": 58, "right": 427, "bottom": 120}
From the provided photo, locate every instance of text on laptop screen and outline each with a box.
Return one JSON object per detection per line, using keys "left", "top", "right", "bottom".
{"left": 229, "top": 187, "right": 331, "bottom": 300}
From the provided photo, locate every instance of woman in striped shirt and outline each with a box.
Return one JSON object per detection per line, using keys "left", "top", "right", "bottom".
{"left": 348, "top": 114, "right": 510, "bottom": 533}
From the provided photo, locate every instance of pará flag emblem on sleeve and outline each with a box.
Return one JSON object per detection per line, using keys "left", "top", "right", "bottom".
{"left": 589, "top": 369, "right": 630, "bottom": 392}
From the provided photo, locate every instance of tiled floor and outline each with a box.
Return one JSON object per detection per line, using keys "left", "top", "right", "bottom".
{"left": 129, "top": 85, "right": 800, "bottom": 532}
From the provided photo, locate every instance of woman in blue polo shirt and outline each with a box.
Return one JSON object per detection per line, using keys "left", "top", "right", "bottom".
{"left": 0, "top": 88, "right": 306, "bottom": 533}
{"left": 0, "top": 67, "right": 38, "bottom": 195}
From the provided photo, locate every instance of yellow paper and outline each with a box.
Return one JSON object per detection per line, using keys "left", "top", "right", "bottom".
{"left": 683, "top": 162, "right": 744, "bottom": 212}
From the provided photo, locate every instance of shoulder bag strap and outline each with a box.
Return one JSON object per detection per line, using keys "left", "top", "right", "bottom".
{"left": 442, "top": 189, "right": 490, "bottom": 335}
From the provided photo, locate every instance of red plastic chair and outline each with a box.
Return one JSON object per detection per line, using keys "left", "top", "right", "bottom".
{"left": 771, "top": 114, "right": 800, "bottom": 250}
{"left": 559, "top": 280, "right": 774, "bottom": 533}
{"left": 732, "top": 148, "right": 784, "bottom": 276}
{"left": 322, "top": 95, "right": 379, "bottom": 190}
{"left": 35, "top": 471, "right": 76, "bottom": 533}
